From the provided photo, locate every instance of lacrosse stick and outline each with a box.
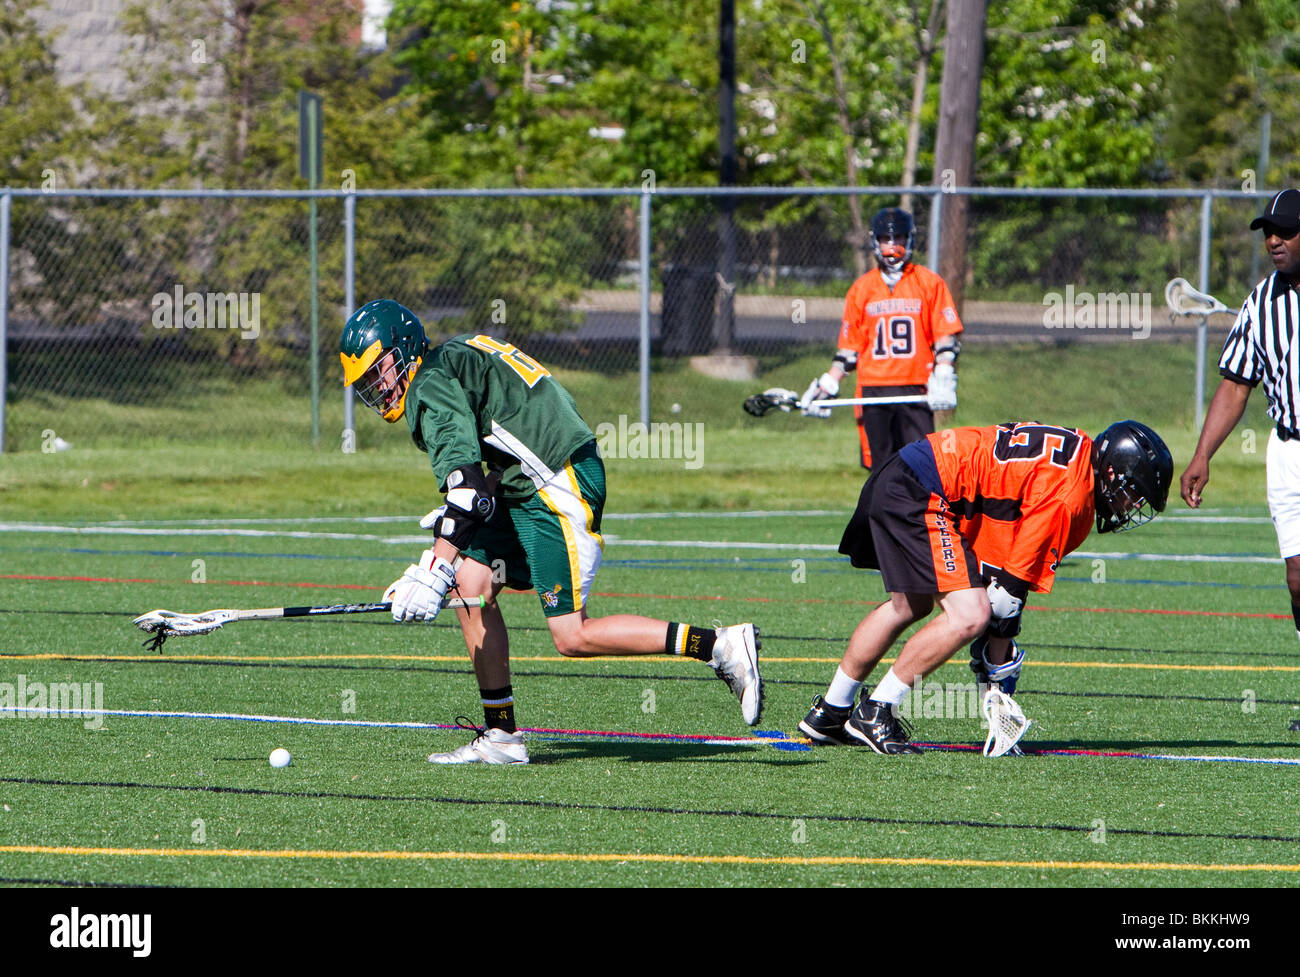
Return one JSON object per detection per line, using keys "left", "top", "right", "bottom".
{"left": 1165, "top": 278, "right": 1232, "bottom": 318}
{"left": 742, "top": 387, "right": 929, "bottom": 417}
{"left": 132, "top": 597, "right": 485, "bottom": 651}
{"left": 981, "top": 689, "right": 1031, "bottom": 758}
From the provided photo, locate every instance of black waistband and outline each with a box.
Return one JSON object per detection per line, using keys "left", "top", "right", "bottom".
{"left": 1278, "top": 424, "right": 1300, "bottom": 442}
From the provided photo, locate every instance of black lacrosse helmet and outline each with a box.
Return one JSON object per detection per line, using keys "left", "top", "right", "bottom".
{"left": 1091, "top": 420, "right": 1173, "bottom": 534}
{"left": 870, "top": 207, "right": 915, "bottom": 273}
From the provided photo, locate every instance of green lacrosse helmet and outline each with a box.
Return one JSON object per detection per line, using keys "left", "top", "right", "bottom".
{"left": 340, "top": 299, "right": 429, "bottom": 422}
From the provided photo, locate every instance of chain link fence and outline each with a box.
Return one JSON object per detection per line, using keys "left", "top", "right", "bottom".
{"left": 0, "top": 185, "right": 1268, "bottom": 452}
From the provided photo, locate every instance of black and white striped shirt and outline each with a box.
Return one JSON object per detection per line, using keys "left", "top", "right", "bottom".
{"left": 1219, "top": 273, "right": 1300, "bottom": 433}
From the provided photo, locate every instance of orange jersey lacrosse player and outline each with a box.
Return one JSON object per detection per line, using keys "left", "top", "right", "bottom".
{"left": 798, "top": 420, "right": 1173, "bottom": 756}
{"left": 800, "top": 207, "right": 963, "bottom": 469}
{"left": 925, "top": 424, "right": 1095, "bottom": 594}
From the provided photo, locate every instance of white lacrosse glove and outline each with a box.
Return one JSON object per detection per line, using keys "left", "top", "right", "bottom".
{"left": 384, "top": 548, "right": 458, "bottom": 623}
{"left": 926, "top": 363, "right": 957, "bottom": 411}
{"left": 798, "top": 372, "right": 839, "bottom": 418}
{"left": 971, "top": 636, "right": 1025, "bottom": 695}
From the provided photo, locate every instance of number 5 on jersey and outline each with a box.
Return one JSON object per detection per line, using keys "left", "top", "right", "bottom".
{"left": 993, "top": 424, "right": 1081, "bottom": 468}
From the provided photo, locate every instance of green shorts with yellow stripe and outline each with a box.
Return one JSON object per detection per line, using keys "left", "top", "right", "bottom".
{"left": 461, "top": 440, "right": 606, "bottom": 618}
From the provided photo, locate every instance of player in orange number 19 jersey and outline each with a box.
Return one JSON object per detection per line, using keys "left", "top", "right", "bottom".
{"left": 800, "top": 208, "right": 963, "bottom": 470}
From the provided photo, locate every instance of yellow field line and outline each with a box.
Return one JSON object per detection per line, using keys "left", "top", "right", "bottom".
{"left": 1, "top": 844, "right": 1297, "bottom": 873}
{"left": 5, "top": 652, "right": 1300, "bottom": 674}
{"left": 3, "top": 653, "right": 515, "bottom": 663}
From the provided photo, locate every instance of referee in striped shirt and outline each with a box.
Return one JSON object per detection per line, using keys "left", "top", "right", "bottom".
{"left": 1181, "top": 188, "right": 1300, "bottom": 659}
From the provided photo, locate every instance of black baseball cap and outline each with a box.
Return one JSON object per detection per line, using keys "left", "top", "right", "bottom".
{"left": 1250, "top": 189, "right": 1300, "bottom": 231}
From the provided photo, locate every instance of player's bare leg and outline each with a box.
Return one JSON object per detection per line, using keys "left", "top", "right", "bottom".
{"left": 837, "top": 591, "right": 935, "bottom": 681}
{"left": 549, "top": 610, "right": 763, "bottom": 724}
{"left": 449, "top": 557, "right": 510, "bottom": 689}
{"left": 888, "top": 588, "right": 990, "bottom": 686}
{"left": 980, "top": 635, "right": 1014, "bottom": 667}
{"left": 547, "top": 610, "right": 688, "bottom": 657}
{"left": 1284, "top": 555, "right": 1300, "bottom": 648}
{"left": 833, "top": 588, "right": 988, "bottom": 755}
{"left": 428, "top": 557, "right": 528, "bottom": 765}
{"left": 799, "top": 592, "right": 932, "bottom": 746}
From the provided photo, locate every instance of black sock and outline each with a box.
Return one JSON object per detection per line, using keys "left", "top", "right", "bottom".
{"left": 665, "top": 623, "right": 716, "bottom": 662}
{"left": 480, "top": 685, "right": 516, "bottom": 733}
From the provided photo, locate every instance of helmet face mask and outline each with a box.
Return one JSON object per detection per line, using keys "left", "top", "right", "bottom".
{"left": 354, "top": 347, "right": 417, "bottom": 422}
{"left": 340, "top": 300, "right": 428, "bottom": 422}
{"left": 870, "top": 207, "right": 915, "bottom": 273}
{"left": 1092, "top": 421, "right": 1173, "bottom": 533}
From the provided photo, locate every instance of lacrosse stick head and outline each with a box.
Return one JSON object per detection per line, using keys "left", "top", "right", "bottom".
{"left": 742, "top": 388, "right": 799, "bottom": 417}
{"left": 1165, "top": 278, "right": 1230, "bottom": 317}
{"left": 134, "top": 609, "right": 230, "bottom": 653}
{"left": 133, "top": 609, "right": 229, "bottom": 638}
{"left": 982, "top": 689, "right": 1031, "bottom": 758}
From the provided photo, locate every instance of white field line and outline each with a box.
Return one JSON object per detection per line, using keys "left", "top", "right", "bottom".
{"left": 0, "top": 518, "right": 1281, "bottom": 563}
{"left": 25, "top": 510, "right": 857, "bottom": 528}
{"left": 0, "top": 522, "right": 420, "bottom": 544}
{"left": 22, "top": 509, "right": 1266, "bottom": 527}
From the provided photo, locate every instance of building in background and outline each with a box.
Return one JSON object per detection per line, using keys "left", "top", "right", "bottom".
{"left": 29, "top": 0, "right": 374, "bottom": 98}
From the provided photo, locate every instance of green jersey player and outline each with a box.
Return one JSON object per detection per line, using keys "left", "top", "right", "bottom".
{"left": 340, "top": 299, "right": 762, "bottom": 764}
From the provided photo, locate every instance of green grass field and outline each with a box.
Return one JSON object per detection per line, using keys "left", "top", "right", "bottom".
{"left": 2, "top": 501, "right": 1299, "bottom": 887}
{"left": 1, "top": 342, "right": 1297, "bottom": 888}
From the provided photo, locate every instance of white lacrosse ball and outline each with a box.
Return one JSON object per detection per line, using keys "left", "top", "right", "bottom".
{"left": 269, "top": 748, "right": 292, "bottom": 768}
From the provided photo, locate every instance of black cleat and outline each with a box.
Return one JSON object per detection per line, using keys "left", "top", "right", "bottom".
{"left": 798, "top": 695, "right": 854, "bottom": 745}
{"left": 844, "top": 697, "right": 923, "bottom": 755}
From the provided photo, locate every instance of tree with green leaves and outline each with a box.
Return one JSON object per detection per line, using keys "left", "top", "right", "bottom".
{"left": 1, "top": 0, "right": 170, "bottom": 343}
{"left": 109, "top": 0, "right": 429, "bottom": 367}
{"left": 0, "top": 0, "right": 84, "bottom": 186}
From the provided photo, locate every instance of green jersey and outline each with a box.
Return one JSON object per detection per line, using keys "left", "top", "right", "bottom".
{"left": 405, "top": 334, "right": 595, "bottom": 499}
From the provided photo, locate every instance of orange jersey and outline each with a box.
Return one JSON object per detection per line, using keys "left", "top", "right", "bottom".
{"left": 839, "top": 264, "right": 963, "bottom": 387}
{"left": 925, "top": 423, "right": 1095, "bottom": 593}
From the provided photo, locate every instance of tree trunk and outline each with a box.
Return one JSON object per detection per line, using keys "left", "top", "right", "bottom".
{"left": 805, "top": 0, "right": 868, "bottom": 276}
{"left": 231, "top": 0, "right": 256, "bottom": 174}
{"left": 715, "top": 0, "right": 737, "bottom": 352}
{"left": 900, "top": 0, "right": 944, "bottom": 214}
{"left": 932, "top": 0, "right": 986, "bottom": 311}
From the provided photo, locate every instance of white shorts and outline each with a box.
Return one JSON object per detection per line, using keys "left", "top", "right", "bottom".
{"left": 1266, "top": 429, "right": 1300, "bottom": 558}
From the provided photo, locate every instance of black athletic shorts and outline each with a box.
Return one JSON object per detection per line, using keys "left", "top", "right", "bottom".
{"left": 856, "top": 384, "right": 933, "bottom": 469}
{"left": 838, "top": 440, "right": 983, "bottom": 595}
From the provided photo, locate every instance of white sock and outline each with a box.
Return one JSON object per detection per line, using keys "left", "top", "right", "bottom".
{"left": 869, "top": 668, "right": 911, "bottom": 706}
{"left": 824, "top": 667, "right": 862, "bottom": 709}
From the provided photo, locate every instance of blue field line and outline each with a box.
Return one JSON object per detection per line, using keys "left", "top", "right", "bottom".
{"left": 752, "top": 729, "right": 813, "bottom": 752}
{"left": 0, "top": 706, "right": 792, "bottom": 750}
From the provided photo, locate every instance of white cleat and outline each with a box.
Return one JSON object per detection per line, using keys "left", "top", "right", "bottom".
{"left": 710, "top": 623, "right": 763, "bottom": 725}
{"left": 429, "top": 724, "right": 529, "bottom": 765}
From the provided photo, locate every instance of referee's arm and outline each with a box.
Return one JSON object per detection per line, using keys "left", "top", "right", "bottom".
{"left": 1180, "top": 377, "right": 1253, "bottom": 508}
